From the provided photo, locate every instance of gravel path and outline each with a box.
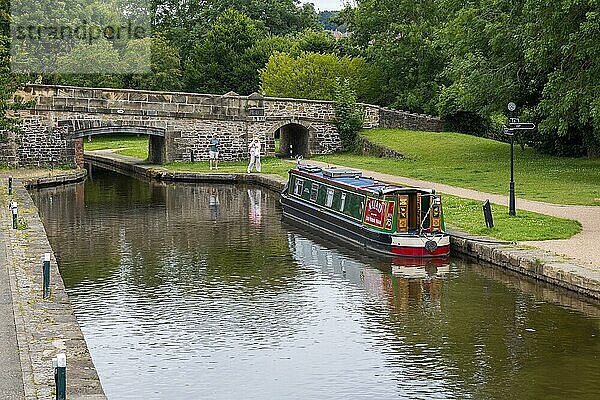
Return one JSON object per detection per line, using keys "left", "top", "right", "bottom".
{"left": 305, "top": 160, "right": 600, "bottom": 270}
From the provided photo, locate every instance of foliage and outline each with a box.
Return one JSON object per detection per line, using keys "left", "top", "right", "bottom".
{"left": 333, "top": 78, "right": 363, "bottom": 152}
{"left": 341, "top": 0, "right": 446, "bottom": 112}
{"left": 126, "top": 36, "right": 183, "bottom": 91}
{"left": 316, "top": 129, "right": 600, "bottom": 206}
{"left": 184, "top": 8, "right": 263, "bottom": 94}
{"left": 318, "top": 10, "right": 346, "bottom": 33}
{"left": 259, "top": 51, "right": 379, "bottom": 102}
{"left": 338, "top": 0, "right": 600, "bottom": 156}
{"left": 0, "top": 0, "right": 33, "bottom": 132}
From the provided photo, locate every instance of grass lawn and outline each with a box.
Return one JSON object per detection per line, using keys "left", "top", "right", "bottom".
{"left": 164, "top": 157, "right": 293, "bottom": 177}
{"left": 84, "top": 135, "right": 149, "bottom": 159}
{"left": 442, "top": 195, "right": 580, "bottom": 241}
{"left": 315, "top": 129, "right": 600, "bottom": 206}
{"left": 82, "top": 134, "right": 581, "bottom": 241}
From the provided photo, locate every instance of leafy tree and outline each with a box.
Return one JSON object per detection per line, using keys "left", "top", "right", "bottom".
{"left": 318, "top": 10, "right": 346, "bottom": 33}
{"left": 56, "top": 40, "right": 125, "bottom": 88}
{"left": 259, "top": 51, "right": 380, "bottom": 102}
{"left": 341, "top": 0, "right": 446, "bottom": 112}
{"left": 287, "top": 29, "right": 336, "bottom": 56}
{"left": 0, "top": 0, "right": 32, "bottom": 133}
{"left": 184, "top": 8, "right": 263, "bottom": 94}
{"left": 126, "top": 36, "right": 183, "bottom": 91}
{"left": 334, "top": 78, "right": 363, "bottom": 152}
{"left": 523, "top": 0, "right": 600, "bottom": 156}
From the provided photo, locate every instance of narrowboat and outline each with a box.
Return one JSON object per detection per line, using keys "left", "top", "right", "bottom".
{"left": 280, "top": 164, "right": 450, "bottom": 257}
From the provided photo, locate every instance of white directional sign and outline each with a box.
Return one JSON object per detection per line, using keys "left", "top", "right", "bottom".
{"left": 508, "top": 122, "right": 536, "bottom": 130}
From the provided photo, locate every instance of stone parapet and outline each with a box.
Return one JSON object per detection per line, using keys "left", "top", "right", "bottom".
{"left": 379, "top": 107, "right": 444, "bottom": 132}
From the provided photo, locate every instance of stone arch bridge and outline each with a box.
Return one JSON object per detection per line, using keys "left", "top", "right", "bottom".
{"left": 0, "top": 85, "right": 443, "bottom": 167}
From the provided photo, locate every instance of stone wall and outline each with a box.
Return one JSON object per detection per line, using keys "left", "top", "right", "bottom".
{"left": 357, "top": 136, "right": 405, "bottom": 159}
{"left": 379, "top": 107, "right": 444, "bottom": 132}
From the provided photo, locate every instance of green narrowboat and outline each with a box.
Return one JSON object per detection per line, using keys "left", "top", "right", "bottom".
{"left": 280, "top": 164, "right": 450, "bottom": 257}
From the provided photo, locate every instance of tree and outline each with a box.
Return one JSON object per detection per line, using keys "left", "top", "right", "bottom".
{"left": 184, "top": 8, "right": 263, "bottom": 94}
{"left": 523, "top": 0, "right": 600, "bottom": 156}
{"left": 259, "top": 51, "right": 380, "bottom": 102}
{"left": 0, "top": 0, "right": 31, "bottom": 133}
{"left": 334, "top": 78, "right": 363, "bottom": 152}
{"left": 340, "top": 0, "right": 447, "bottom": 112}
{"left": 126, "top": 36, "right": 183, "bottom": 91}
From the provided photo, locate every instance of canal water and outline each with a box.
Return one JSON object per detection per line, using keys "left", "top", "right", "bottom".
{"left": 32, "top": 167, "right": 599, "bottom": 400}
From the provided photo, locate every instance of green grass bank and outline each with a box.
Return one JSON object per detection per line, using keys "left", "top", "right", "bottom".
{"left": 315, "top": 129, "right": 600, "bottom": 206}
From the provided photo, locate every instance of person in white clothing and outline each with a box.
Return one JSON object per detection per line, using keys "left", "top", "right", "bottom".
{"left": 247, "top": 137, "right": 261, "bottom": 173}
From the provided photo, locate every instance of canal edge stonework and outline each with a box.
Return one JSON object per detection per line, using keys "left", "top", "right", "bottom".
{"left": 1, "top": 177, "right": 106, "bottom": 399}
{"left": 84, "top": 152, "right": 600, "bottom": 301}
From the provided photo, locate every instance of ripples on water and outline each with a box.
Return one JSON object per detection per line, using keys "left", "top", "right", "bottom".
{"left": 32, "top": 167, "right": 600, "bottom": 400}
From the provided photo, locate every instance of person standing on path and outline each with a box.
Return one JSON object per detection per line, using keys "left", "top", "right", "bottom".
{"left": 247, "top": 136, "right": 261, "bottom": 173}
{"left": 209, "top": 134, "right": 220, "bottom": 170}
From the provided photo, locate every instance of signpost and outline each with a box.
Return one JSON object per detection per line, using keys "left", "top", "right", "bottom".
{"left": 504, "top": 102, "right": 536, "bottom": 216}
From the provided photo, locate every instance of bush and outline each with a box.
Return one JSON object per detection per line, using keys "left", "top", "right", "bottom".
{"left": 334, "top": 78, "right": 364, "bottom": 152}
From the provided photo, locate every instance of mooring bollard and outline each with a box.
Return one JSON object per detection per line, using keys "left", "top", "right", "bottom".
{"left": 8, "top": 176, "right": 12, "bottom": 195}
{"left": 11, "top": 202, "right": 18, "bottom": 229}
{"left": 53, "top": 353, "right": 66, "bottom": 400}
{"left": 43, "top": 253, "right": 51, "bottom": 299}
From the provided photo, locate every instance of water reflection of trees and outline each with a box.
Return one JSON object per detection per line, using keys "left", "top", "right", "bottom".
{"left": 32, "top": 168, "right": 299, "bottom": 294}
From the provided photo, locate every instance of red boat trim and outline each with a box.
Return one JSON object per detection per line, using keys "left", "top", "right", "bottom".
{"left": 391, "top": 245, "right": 450, "bottom": 257}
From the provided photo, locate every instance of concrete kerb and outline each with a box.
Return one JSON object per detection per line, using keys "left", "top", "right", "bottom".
{"left": 1, "top": 176, "right": 106, "bottom": 400}
{"left": 85, "top": 151, "right": 600, "bottom": 300}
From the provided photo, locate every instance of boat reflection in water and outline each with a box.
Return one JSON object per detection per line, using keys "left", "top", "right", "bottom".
{"left": 286, "top": 223, "right": 451, "bottom": 312}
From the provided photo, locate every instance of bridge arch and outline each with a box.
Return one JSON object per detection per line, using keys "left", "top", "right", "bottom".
{"left": 272, "top": 120, "right": 314, "bottom": 158}
{"left": 71, "top": 126, "right": 165, "bottom": 138}
{"left": 62, "top": 121, "right": 168, "bottom": 165}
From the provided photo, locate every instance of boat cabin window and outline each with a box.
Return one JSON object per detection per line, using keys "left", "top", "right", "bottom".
{"left": 310, "top": 183, "right": 319, "bottom": 202}
{"left": 340, "top": 192, "right": 346, "bottom": 211}
{"left": 293, "top": 178, "right": 304, "bottom": 196}
{"left": 326, "top": 188, "right": 334, "bottom": 207}
{"left": 342, "top": 192, "right": 364, "bottom": 220}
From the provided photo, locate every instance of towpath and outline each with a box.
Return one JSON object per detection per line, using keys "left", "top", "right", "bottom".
{"left": 303, "top": 160, "right": 600, "bottom": 270}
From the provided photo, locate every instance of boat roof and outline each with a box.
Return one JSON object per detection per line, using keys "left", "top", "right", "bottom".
{"left": 292, "top": 164, "right": 435, "bottom": 196}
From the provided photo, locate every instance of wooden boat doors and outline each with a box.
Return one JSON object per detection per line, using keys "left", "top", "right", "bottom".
{"left": 396, "top": 193, "right": 442, "bottom": 234}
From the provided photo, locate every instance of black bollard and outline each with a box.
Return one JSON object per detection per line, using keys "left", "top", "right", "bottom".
{"left": 53, "top": 354, "right": 66, "bottom": 400}
{"left": 483, "top": 199, "right": 494, "bottom": 228}
{"left": 43, "top": 253, "right": 51, "bottom": 299}
{"left": 190, "top": 150, "right": 195, "bottom": 163}
{"left": 8, "top": 176, "right": 12, "bottom": 195}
